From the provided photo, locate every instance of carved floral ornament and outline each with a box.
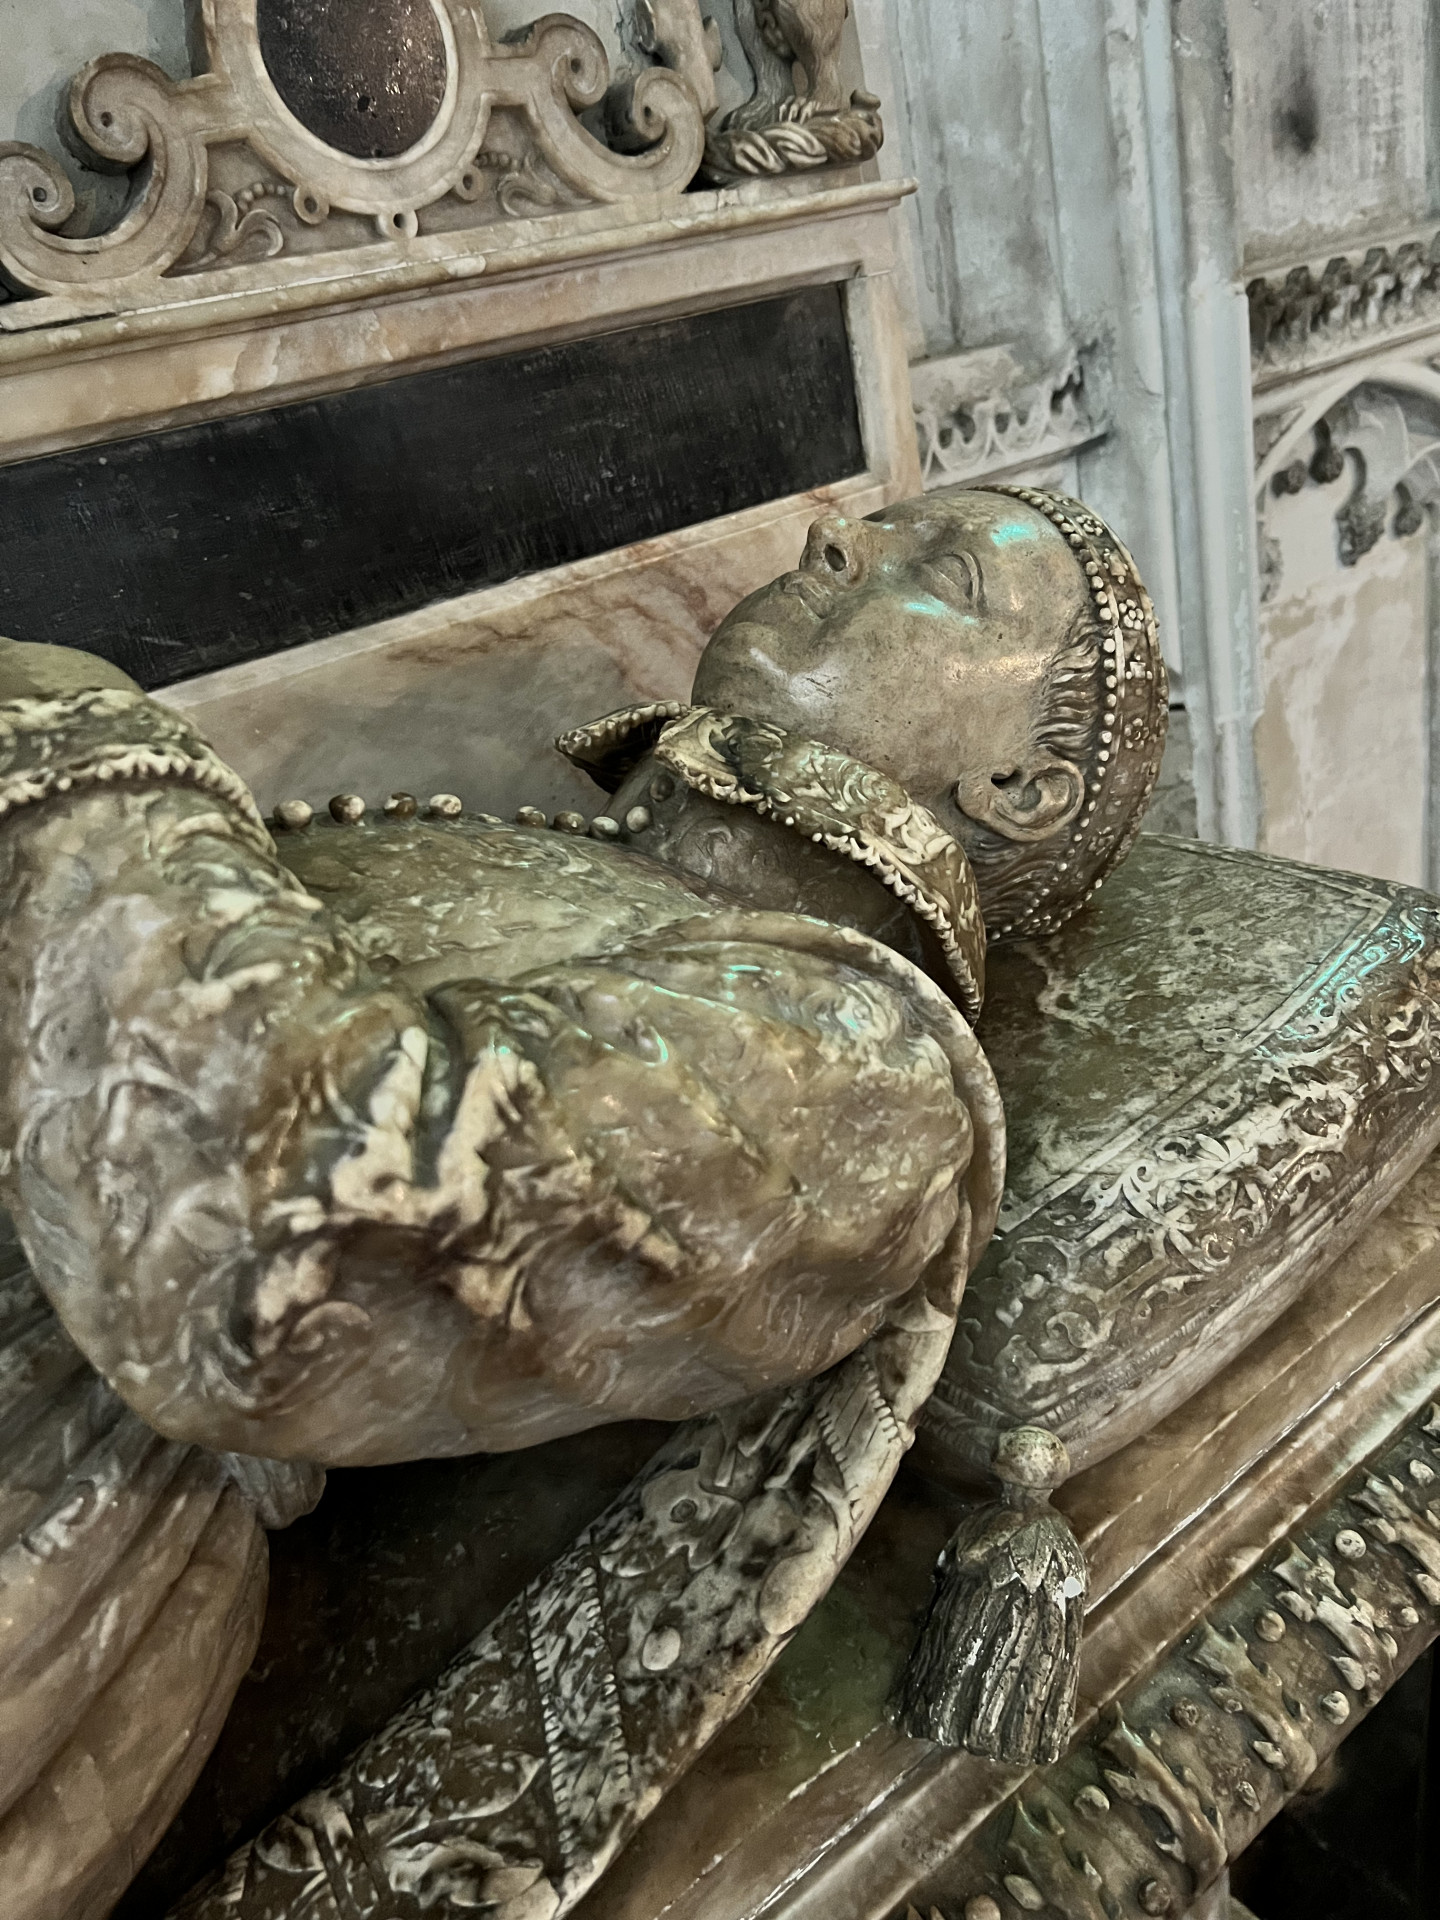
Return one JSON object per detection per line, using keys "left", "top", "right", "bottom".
{"left": 0, "top": 0, "right": 883, "bottom": 314}
{"left": 1254, "top": 378, "right": 1440, "bottom": 601}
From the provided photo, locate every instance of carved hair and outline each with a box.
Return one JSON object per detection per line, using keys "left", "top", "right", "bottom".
{"left": 961, "top": 597, "right": 1106, "bottom": 932}
{"left": 961, "top": 485, "right": 1168, "bottom": 942}
{"left": 1035, "top": 601, "right": 1106, "bottom": 765}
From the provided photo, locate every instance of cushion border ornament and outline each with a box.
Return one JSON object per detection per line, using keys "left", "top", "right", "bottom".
{"left": 927, "top": 847, "right": 1440, "bottom": 1480}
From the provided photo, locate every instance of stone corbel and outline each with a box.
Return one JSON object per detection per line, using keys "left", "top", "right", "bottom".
{"left": 0, "top": 0, "right": 708, "bottom": 308}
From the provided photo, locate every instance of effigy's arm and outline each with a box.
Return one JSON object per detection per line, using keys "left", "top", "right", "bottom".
{"left": 0, "top": 685, "right": 472, "bottom": 1463}
{"left": 162, "top": 928, "right": 1005, "bottom": 1920}
{"left": 0, "top": 686, "right": 1002, "bottom": 1469}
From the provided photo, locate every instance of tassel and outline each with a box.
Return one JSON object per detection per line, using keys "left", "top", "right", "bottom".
{"left": 896, "top": 1427, "right": 1086, "bottom": 1765}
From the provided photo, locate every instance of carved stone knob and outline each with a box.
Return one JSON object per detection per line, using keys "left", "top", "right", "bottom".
{"left": 515, "top": 806, "right": 547, "bottom": 828}
{"left": 992, "top": 1426, "right": 1070, "bottom": 1491}
{"left": 273, "top": 799, "right": 313, "bottom": 829}
{"left": 426, "top": 794, "right": 463, "bottom": 819}
{"left": 329, "top": 794, "right": 365, "bottom": 823}
{"left": 384, "top": 792, "right": 418, "bottom": 819}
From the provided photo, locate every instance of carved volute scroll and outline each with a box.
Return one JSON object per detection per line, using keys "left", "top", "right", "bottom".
{"left": 0, "top": 0, "right": 887, "bottom": 315}
{"left": 0, "top": 0, "right": 709, "bottom": 305}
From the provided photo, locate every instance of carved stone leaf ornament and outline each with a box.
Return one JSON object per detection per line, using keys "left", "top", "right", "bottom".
{"left": 1257, "top": 383, "right": 1440, "bottom": 602}
{"left": 1248, "top": 230, "right": 1440, "bottom": 378}
{"left": 0, "top": 0, "right": 709, "bottom": 306}
{"left": 912, "top": 346, "right": 1106, "bottom": 490}
{"left": 699, "top": 0, "right": 884, "bottom": 183}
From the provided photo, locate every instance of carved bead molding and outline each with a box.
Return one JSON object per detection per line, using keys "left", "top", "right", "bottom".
{"left": 1257, "top": 384, "right": 1440, "bottom": 600}
{"left": 898, "top": 1399, "right": 1440, "bottom": 1920}
{"left": 1248, "top": 231, "right": 1440, "bottom": 380}
{"left": 911, "top": 345, "right": 1107, "bottom": 491}
{"left": 0, "top": 0, "right": 882, "bottom": 315}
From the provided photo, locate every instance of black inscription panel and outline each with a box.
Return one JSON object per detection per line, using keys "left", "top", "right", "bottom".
{"left": 0, "top": 284, "right": 864, "bottom": 689}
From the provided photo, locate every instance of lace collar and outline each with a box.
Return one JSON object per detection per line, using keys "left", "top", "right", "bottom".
{"left": 558, "top": 703, "right": 986, "bottom": 1020}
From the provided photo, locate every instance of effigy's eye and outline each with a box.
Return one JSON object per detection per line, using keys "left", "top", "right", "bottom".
{"left": 923, "top": 551, "right": 982, "bottom": 607}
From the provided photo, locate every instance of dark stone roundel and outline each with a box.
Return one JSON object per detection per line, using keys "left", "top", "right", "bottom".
{"left": 257, "top": 0, "right": 448, "bottom": 161}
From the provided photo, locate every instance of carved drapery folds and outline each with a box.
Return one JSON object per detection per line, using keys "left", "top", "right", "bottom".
{"left": 0, "top": 0, "right": 883, "bottom": 315}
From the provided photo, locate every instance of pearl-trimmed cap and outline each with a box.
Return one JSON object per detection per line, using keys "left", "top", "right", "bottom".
{"left": 976, "top": 485, "right": 1169, "bottom": 940}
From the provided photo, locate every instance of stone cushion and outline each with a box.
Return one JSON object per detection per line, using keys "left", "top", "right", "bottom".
{"left": 921, "top": 834, "right": 1440, "bottom": 1481}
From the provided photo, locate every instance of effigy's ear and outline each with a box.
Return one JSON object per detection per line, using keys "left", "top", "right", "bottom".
{"left": 954, "top": 754, "right": 1085, "bottom": 844}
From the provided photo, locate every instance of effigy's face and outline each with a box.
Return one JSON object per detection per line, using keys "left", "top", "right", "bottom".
{"left": 692, "top": 492, "right": 1092, "bottom": 843}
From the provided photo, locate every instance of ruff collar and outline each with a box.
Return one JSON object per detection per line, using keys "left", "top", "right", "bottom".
{"left": 558, "top": 704, "right": 986, "bottom": 1021}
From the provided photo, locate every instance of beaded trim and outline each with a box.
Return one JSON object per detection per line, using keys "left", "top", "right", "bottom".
{"left": 974, "top": 486, "right": 1170, "bottom": 939}
{"left": 555, "top": 701, "right": 688, "bottom": 795}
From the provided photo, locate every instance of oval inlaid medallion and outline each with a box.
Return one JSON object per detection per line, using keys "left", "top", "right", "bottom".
{"left": 257, "top": 0, "right": 448, "bottom": 160}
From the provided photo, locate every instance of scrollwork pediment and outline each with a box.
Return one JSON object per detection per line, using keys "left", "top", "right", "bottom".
{"left": 0, "top": 0, "right": 881, "bottom": 318}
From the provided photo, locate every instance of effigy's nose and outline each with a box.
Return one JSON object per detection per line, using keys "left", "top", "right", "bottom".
{"left": 801, "top": 513, "right": 873, "bottom": 585}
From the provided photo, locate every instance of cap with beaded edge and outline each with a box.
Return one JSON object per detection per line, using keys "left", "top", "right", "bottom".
{"left": 974, "top": 485, "right": 1169, "bottom": 942}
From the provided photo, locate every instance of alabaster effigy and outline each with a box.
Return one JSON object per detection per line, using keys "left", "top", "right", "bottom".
{"left": 3, "top": 480, "right": 1438, "bottom": 1920}
{"left": 0, "top": 486, "right": 1168, "bottom": 1918}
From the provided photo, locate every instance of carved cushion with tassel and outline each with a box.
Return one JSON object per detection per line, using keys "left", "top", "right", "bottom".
{"left": 895, "top": 830, "right": 1440, "bottom": 1765}
{"left": 919, "top": 831, "right": 1440, "bottom": 1484}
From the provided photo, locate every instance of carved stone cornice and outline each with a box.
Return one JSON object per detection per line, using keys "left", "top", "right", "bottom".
{"left": 912, "top": 345, "right": 1107, "bottom": 490}
{"left": 898, "top": 1399, "right": 1440, "bottom": 1920}
{"left": 1247, "top": 230, "right": 1440, "bottom": 387}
